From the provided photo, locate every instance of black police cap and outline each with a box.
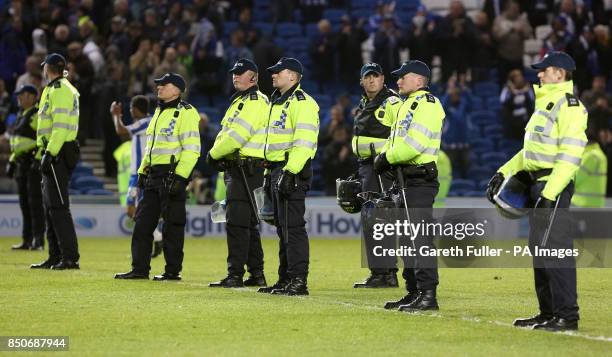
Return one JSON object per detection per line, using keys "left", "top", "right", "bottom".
{"left": 14, "top": 84, "right": 38, "bottom": 96}
{"left": 267, "top": 57, "right": 303, "bottom": 75}
{"left": 229, "top": 58, "right": 258, "bottom": 74}
{"left": 41, "top": 53, "right": 66, "bottom": 67}
{"left": 360, "top": 62, "right": 383, "bottom": 78}
{"left": 391, "top": 60, "right": 431, "bottom": 79}
{"left": 531, "top": 51, "right": 576, "bottom": 71}
{"left": 153, "top": 72, "right": 186, "bottom": 92}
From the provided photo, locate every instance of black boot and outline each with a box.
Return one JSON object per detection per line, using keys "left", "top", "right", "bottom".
{"left": 209, "top": 275, "right": 243, "bottom": 288}
{"left": 153, "top": 272, "right": 181, "bottom": 281}
{"left": 51, "top": 260, "right": 80, "bottom": 270}
{"left": 384, "top": 291, "right": 419, "bottom": 310}
{"left": 114, "top": 270, "right": 149, "bottom": 279}
{"left": 513, "top": 313, "right": 553, "bottom": 328}
{"left": 243, "top": 274, "right": 267, "bottom": 287}
{"left": 353, "top": 274, "right": 390, "bottom": 288}
{"left": 272, "top": 277, "right": 309, "bottom": 296}
{"left": 257, "top": 279, "right": 289, "bottom": 293}
{"left": 151, "top": 241, "right": 163, "bottom": 258}
{"left": 385, "top": 271, "right": 399, "bottom": 287}
{"left": 398, "top": 290, "right": 439, "bottom": 312}
{"left": 30, "top": 258, "right": 60, "bottom": 269}
{"left": 12, "top": 241, "right": 31, "bottom": 250}
{"left": 30, "top": 237, "right": 44, "bottom": 251}
{"left": 532, "top": 317, "right": 578, "bottom": 331}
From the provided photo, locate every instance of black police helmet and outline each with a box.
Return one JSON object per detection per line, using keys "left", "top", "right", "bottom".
{"left": 336, "top": 177, "right": 363, "bottom": 214}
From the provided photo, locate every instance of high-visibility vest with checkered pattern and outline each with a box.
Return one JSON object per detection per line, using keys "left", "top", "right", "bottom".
{"left": 210, "top": 86, "right": 269, "bottom": 159}
{"left": 571, "top": 142, "right": 607, "bottom": 207}
{"left": 264, "top": 84, "right": 320, "bottom": 174}
{"left": 498, "top": 81, "right": 588, "bottom": 200}
{"left": 9, "top": 106, "right": 38, "bottom": 162}
{"left": 384, "top": 89, "right": 445, "bottom": 165}
{"left": 138, "top": 101, "right": 201, "bottom": 180}
{"left": 36, "top": 77, "right": 79, "bottom": 156}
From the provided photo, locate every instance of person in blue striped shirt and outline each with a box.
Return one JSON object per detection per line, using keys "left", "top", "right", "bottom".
{"left": 110, "top": 96, "right": 163, "bottom": 257}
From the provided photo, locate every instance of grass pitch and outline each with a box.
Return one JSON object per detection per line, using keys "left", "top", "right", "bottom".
{"left": 0, "top": 237, "right": 611, "bottom": 356}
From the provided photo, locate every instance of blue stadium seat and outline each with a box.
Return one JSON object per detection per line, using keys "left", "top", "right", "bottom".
{"left": 323, "top": 9, "right": 347, "bottom": 24}
{"left": 254, "top": 22, "right": 273, "bottom": 36}
{"left": 450, "top": 179, "right": 477, "bottom": 192}
{"left": 305, "top": 23, "right": 319, "bottom": 38}
{"left": 311, "top": 94, "right": 332, "bottom": 109}
{"left": 486, "top": 96, "right": 501, "bottom": 111}
{"left": 252, "top": 8, "right": 269, "bottom": 22}
{"left": 300, "top": 79, "right": 317, "bottom": 93}
{"left": 469, "top": 167, "right": 495, "bottom": 181}
{"left": 469, "top": 110, "right": 498, "bottom": 125}
{"left": 351, "top": 0, "right": 375, "bottom": 9}
{"left": 478, "top": 179, "right": 492, "bottom": 191}
{"left": 86, "top": 189, "right": 114, "bottom": 196}
{"left": 204, "top": 108, "right": 222, "bottom": 123}
{"left": 73, "top": 176, "right": 103, "bottom": 188}
{"left": 480, "top": 152, "right": 508, "bottom": 163}
{"left": 469, "top": 96, "right": 484, "bottom": 111}
{"left": 448, "top": 189, "right": 466, "bottom": 197}
{"left": 223, "top": 21, "right": 238, "bottom": 37}
{"left": 469, "top": 138, "right": 494, "bottom": 150}
{"left": 291, "top": 37, "right": 310, "bottom": 52}
{"left": 276, "top": 22, "right": 302, "bottom": 38}
{"left": 274, "top": 37, "right": 288, "bottom": 49}
{"left": 69, "top": 189, "right": 81, "bottom": 196}
{"left": 73, "top": 164, "right": 93, "bottom": 177}
{"left": 473, "top": 81, "right": 500, "bottom": 97}
{"left": 483, "top": 125, "right": 504, "bottom": 139}
{"left": 463, "top": 190, "right": 485, "bottom": 197}
{"left": 351, "top": 9, "right": 371, "bottom": 20}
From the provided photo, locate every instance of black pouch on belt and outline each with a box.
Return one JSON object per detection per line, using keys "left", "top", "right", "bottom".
{"left": 61, "top": 141, "right": 81, "bottom": 169}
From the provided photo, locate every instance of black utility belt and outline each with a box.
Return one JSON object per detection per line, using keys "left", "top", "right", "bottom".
{"left": 357, "top": 156, "right": 374, "bottom": 164}
{"left": 394, "top": 162, "right": 438, "bottom": 179}
{"left": 228, "top": 157, "right": 265, "bottom": 168}
{"left": 264, "top": 160, "right": 285, "bottom": 170}
{"left": 527, "top": 169, "right": 553, "bottom": 182}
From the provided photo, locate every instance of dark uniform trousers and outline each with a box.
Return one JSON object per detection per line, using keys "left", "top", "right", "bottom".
{"left": 528, "top": 180, "right": 579, "bottom": 321}
{"left": 268, "top": 165, "right": 310, "bottom": 280}
{"left": 15, "top": 155, "right": 45, "bottom": 245}
{"left": 224, "top": 163, "right": 264, "bottom": 277}
{"left": 397, "top": 174, "right": 439, "bottom": 292}
{"left": 42, "top": 154, "right": 79, "bottom": 262}
{"left": 358, "top": 159, "right": 396, "bottom": 274}
{"left": 132, "top": 165, "right": 187, "bottom": 275}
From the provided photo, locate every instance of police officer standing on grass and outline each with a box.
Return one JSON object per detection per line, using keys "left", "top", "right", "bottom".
{"left": 31, "top": 53, "right": 81, "bottom": 270}
{"left": 256, "top": 57, "right": 319, "bottom": 296}
{"left": 115, "top": 73, "right": 201, "bottom": 281}
{"left": 207, "top": 59, "right": 269, "bottom": 288}
{"left": 487, "top": 52, "right": 587, "bottom": 331}
{"left": 374, "top": 60, "right": 445, "bottom": 312}
{"left": 7, "top": 84, "right": 45, "bottom": 251}
{"left": 351, "top": 62, "right": 401, "bottom": 288}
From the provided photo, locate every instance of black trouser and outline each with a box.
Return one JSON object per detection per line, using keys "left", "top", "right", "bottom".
{"left": 268, "top": 165, "right": 310, "bottom": 280}
{"left": 131, "top": 166, "right": 187, "bottom": 275}
{"left": 395, "top": 174, "right": 439, "bottom": 292}
{"left": 42, "top": 155, "right": 79, "bottom": 262}
{"left": 224, "top": 163, "right": 264, "bottom": 277}
{"left": 15, "top": 156, "right": 45, "bottom": 246}
{"left": 358, "top": 159, "right": 396, "bottom": 275}
{"left": 528, "top": 180, "right": 579, "bottom": 321}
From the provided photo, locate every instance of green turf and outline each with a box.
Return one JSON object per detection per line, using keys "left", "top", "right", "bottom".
{"left": 0, "top": 237, "right": 610, "bottom": 356}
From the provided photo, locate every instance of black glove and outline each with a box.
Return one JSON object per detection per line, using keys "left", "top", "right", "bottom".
{"left": 137, "top": 173, "right": 148, "bottom": 189}
{"left": 373, "top": 153, "right": 391, "bottom": 175}
{"left": 30, "top": 159, "right": 41, "bottom": 172}
{"left": 533, "top": 195, "right": 557, "bottom": 226}
{"left": 169, "top": 176, "right": 187, "bottom": 196}
{"left": 276, "top": 170, "right": 297, "bottom": 196}
{"left": 263, "top": 174, "right": 271, "bottom": 191}
{"left": 6, "top": 161, "right": 15, "bottom": 178}
{"left": 40, "top": 151, "right": 54, "bottom": 175}
{"left": 486, "top": 172, "right": 505, "bottom": 204}
{"left": 206, "top": 152, "right": 229, "bottom": 172}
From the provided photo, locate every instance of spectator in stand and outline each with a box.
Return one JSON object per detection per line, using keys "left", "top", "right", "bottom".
{"left": 493, "top": 0, "right": 532, "bottom": 86}
{"left": 0, "top": 79, "right": 11, "bottom": 129}
{"left": 300, "top": 0, "right": 327, "bottom": 24}
{"left": 237, "top": 8, "right": 259, "bottom": 48}
{"left": 436, "top": 0, "right": 478, "bottom": 83}
{"left": 322, "top": 124, "right": 356, "bottom": 195}
{"left": 191, "top": 47, "right": 224, "bottom": 106}
{"left": 568, "top": 26, "right": 600, "bottom": 92}
{"left": 472, "top": 11, "right": 496, "bottom": 82}
{"left": 403, "top": 5, "right": 437, "bottom": 70}
{"left": 500, "top": 69, "right": 535, "bottom": 141}
{"left": 589, "top": 97, "right": 612, "bottom": 139}
{"left": 271, "top": 0, "right": 295, "bottom": 23}
{"left": 0, "top": 16, "right": 28, "bottom": 92}
{"left": 337, "top": 15, "right": 367, "bottom": 90}
{"left": 373, "top": 14, "right": 402, "bottom": 80}
{"left": 78, "top": 17, "right": 105, "bottom": 76}
{"left": 177, "top": 41, "right": 194, "bottom": 78}
{"left": 224, "top": 29, "right": 254, "bottom": 93}
{"left": 160, "top": 19, "right": 182, "bottom": 51}
{"left": 581, "top": 75, "right": 612, "bottom": 110}
{"left": 541, "top": 16, "right": 572, "bottom": 55}
{"left": 251, "top": 35, "right": 284, "bottom": 95}
{"left": 48, "top": 24, "right": 72, "bottom": 58}
{"left": 319, "top": 105, "right": 345, "bottom": 147}
{"left": 127, "top": 21, "right": 143, "bottom": 56}
{"left": 16, "top": 56, "right": 42, "bottom": 90}
{"left": 67, "top": 41, "right": 95, "bottom": 141}
{"left": 441, "top": 84, "right": 471, "bottom": 178}
{"left": 142, "top": 8, "right": 161, "bottom": 42}
{"left": 191, "top": 16, "right": 217, "bottom": 55}
{"left": 109, "top": 16, "right": 130, "bottom": 62}
{"left": 153, "top": 47, "right": 190, "bottom": 91}
{"left": 593, "top": 25, "right": 612, "bottom": 79}
{"left": 310, "top": 19, "right": 336, "bottom": 93}
{"left": 113, "top": 0, "right": 133, "bottom": 23}
{"left": 128, "top": 38, "right": 159, "bottom": 96}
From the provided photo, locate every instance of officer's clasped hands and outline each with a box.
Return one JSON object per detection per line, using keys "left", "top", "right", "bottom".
{"left": 40, "top": 151, "right": 55, "bottom": 175}
{"left": 373, "top": 152, "right": 391, "bottom": 175}
{"left": 277, "top": 170, "right": 297, "bottom": 196}
{"left": 169, "top": 176, "right": 187, "bottom": 196}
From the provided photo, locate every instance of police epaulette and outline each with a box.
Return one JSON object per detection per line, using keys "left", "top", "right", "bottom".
{"left": 180, "top": 101, "right": 192, "bottom": 109}
{"left": 566, "top": 93, "right": 579, "bottom": 107}
{"left": 250, "top": 92, "right": 258, "bottom": 100}
{"left": 425, "top": 93, "right": 435, "bottom": 103}
{"left": 295, "top": 90, "right": 306, "bottom": 101}
{"left": 53, "top": 81, "right": 61, "bottom": 88}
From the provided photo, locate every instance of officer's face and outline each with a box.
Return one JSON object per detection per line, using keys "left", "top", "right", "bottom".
{"left": 17, "top": 92, "right": 35, "bottom": 108}
{"left": 538, "top": 67, "right": 565, "bottom": 85}
{"left": 396, "top": 73, "right": 422, "bottom": 95}
{"left": 157, "top": 83, "right": 181, "bottom": 101}
{"left": 361, "top": 72, "right": 384, "bottom": 94}
{"left": 271, "top": 69, "right": 293, "bottom": 90}
{"left": 232, "top": 70, "right": 257, "bottom": 91}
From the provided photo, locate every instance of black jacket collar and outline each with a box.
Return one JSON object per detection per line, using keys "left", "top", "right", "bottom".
{"left": 270, "top": 82, "right": 299, "bottom": 105}
{"left": 159, "top": 97, "right": 181, "bottom": 111}
{"left": 230, "top": 84, "right": 258, "bottom": 103}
